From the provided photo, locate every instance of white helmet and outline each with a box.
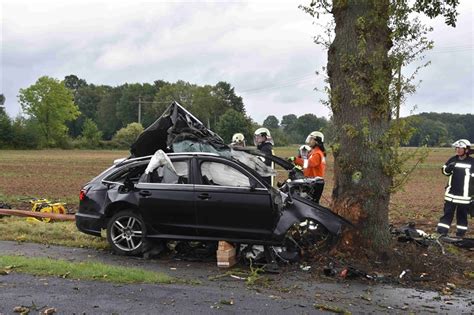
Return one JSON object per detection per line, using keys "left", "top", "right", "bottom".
{"left": 305, "top": 131, "right": 324, "bottom": 144}
{"left": 254, "top": 127, "right": 274, "bottom": 146}
{"left": 299, "top": 145, "right": 311, "bottom": 157}
{"left": 232, "top": 133, "right": 245, "bottom": 143}
{"left": 254, "top": 127, "right": 271, "bottom": 138}
{"left": 452, "top": 139, "right": 471, "bottom": 149}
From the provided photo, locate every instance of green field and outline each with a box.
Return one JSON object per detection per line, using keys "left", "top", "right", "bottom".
{"left": 0, "top": 147, "right": 463, "bottom": 235}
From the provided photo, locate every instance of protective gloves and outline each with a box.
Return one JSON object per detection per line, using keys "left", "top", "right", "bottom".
{"left": 445, "top": 162, "right": 456, "bottom": 173}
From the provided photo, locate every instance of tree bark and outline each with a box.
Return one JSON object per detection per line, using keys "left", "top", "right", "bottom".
{"left": 328, "top": 0, "right": 393, "bottom": 252}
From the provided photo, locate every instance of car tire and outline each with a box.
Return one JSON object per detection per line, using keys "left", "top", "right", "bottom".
{"left": 106, "top": 210, "right": 148, "bottom": 256}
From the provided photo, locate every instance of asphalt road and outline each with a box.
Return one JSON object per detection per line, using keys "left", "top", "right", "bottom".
{"left": 1, "top": 241, "right": 473, "bottom": 314}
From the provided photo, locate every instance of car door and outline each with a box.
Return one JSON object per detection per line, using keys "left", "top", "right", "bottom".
{"left": 194, "top": 157, "right": 276, "bottom": 240}
{"left": 135, "top": 158, "right": 197, "bottom": 236}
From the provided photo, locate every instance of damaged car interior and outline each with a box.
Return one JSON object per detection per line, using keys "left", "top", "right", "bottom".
{"left": 76, "top": 102, "right": 352, "bottom": 266}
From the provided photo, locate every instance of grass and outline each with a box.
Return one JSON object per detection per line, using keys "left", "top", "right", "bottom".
{"left": 0, "top": 217, "right": 108, "bottom": 250}
{"left": 0, "top": 255, "right": 174, "bottom": 284}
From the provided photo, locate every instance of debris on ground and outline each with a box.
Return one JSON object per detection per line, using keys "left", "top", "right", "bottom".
{"left": 0, "top": 202, "right": 12, "bottom": 209}
{"left": 135, "top": 221, "right": 473, "bottom": 290}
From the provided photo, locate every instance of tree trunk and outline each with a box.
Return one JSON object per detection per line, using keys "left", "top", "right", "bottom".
{"left": 328, "top": 0, "right": 393, "bottom": 252}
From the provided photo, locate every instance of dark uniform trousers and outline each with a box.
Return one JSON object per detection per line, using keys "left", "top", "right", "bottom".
{"left": 437, "top": 202, "right": 469, "bottom": 237}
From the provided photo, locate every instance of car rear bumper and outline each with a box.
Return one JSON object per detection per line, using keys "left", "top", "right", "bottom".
{"left": 75, "top": 212, "right": 104, "bottom": 237}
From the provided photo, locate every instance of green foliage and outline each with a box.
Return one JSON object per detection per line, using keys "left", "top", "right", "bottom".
{"left": 263, "top": 115, "right": 280, "bottom": 129}
{"left": 64, "top": 74, "right": 87, "bottom": 93}
{"left": 80, "top": 118, "right": 103, "bottom": 148}
{"left": 216, "top": 109, "right": 253, "bottom": 144}
{"left": 97, "top": 86, "right": 122, "bottom": 140}
{"left": 112, "top": 122, "right": 144, "bottom": 148}
{"left": 10, "top": 117, "right": 42, "bottom": 149}
{"left": 0, "top": 255, "right": 174, "bottom": 284}
{"left": 18, "top": 76, "right": 80, "bottom": 147}
{"left": 409, "top": 119, "right": 449, "bottom": 147}
{"left": 146, "top": 80, "right": 246, "bottom": 131}
{"left": 294, "top": 114, "right": 328, "bottom": 142}
{"left": 281, "top": 114, "right": 297, "bottom": 130}
{"left": 0, "top": 110, "right": 13, "bottom": 148}
{"left": 213, "top": 81, "right": 245, "bottom": 113}
{"left": 67, "top": 83, "right": 107, "bottom": 138}
{"left": 268, "top": 128, "right": 290, "bottom": 147}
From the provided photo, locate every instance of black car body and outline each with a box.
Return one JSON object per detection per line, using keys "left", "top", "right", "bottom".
{"left": 76, "top": 102, "right": 351, "bottom": 255}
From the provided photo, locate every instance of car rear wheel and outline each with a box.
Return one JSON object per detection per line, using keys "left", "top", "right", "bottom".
{"left": 107, "top": 210, "right": 147, "bottom": 256}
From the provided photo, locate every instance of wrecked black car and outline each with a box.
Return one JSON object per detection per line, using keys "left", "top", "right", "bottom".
{"left": 76, "top": 102, "right": 351, "bottom": 256}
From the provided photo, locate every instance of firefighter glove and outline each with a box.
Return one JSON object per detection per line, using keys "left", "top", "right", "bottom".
{"left": 445, "top": 162, "right": 456, "bottom": 173}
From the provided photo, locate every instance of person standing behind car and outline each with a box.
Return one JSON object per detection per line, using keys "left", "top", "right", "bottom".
{"left": 437, "top": 139, "right": 474, "bottom": 237}
{"left": 289, "top": 131, "right": 326, "bottom": 203}
{"left": 254, "top": 127, "right": 274, "bottom": 186}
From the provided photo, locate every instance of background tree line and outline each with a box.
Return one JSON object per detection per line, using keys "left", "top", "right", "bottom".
{"left": 0, "top": 75, "right": 472, "bottom": 150}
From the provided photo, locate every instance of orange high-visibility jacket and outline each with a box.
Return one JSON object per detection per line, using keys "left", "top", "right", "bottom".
{"left": 294, "top": 147, "right": 326, "bottom": 178}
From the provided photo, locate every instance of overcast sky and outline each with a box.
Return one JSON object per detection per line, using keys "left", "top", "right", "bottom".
{"left": 1, "top": 0, "right": 473, "bottom": 124}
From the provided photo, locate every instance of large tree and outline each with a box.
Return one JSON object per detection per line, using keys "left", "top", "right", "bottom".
{"left": 263, "top": 115, "right": 280, "bottom": 129}
{"left": 216, "top": 109, "right": 253, "bottom": 144}
{"left": 303, "top": 0, "right": 459, "bottom": 252}
{"left": 18, "top": 76, "right": 80, "bottom": 146}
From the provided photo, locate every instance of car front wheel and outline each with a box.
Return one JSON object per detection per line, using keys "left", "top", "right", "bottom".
{"left": 107, "top": 210, "right": 147, "bottom": 256}
{"left": 284, "top": 219, "right": 335, "bottom": 259}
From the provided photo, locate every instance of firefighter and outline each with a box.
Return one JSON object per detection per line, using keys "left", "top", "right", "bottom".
{"left": 254, "top": 127, "right": 274, "bottom": 185}
{"left": 437, "top": 139, "right": 474, "bottom": 237}
{"left": 230, "top": 132, "right": 246, "bottom": 147}
{"left": 289, "top": 131, "right": 326, "bottom": 203}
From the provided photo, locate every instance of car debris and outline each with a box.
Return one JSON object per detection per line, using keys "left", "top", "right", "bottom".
{"left": 390, "top": 222, "right": 474, "bottom": 250}
{"left": 399, "top": 269, "right": 410, "bottom": 279}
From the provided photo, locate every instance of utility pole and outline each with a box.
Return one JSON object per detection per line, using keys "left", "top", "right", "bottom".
{"left": 138, "top": 96, "right": 142, "bottom": 125}
{"left": 0, "top": 94, "right": 5, "bottom": 113}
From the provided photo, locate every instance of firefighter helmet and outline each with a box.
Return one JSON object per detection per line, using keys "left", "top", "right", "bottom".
{"left": 452, "top": 139, "right": 471, "bottom": 149}
{"left": 254, "top": 127, "right": 271, "bottom": 137}
{"left": 254, "top": 127, "right": 273, "bottom": 145}
{"left": 232, "top": 133, "right": 245, "bottom": 143}
{"left": 306, "top": 131, "right": 324, "bottom": 144}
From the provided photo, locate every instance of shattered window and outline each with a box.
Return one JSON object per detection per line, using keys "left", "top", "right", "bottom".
{"left": 200, "top": 162, "right": 250, "bottom": 187}
{"left": 148, "top": 161, "right": 189, "bottom": 184}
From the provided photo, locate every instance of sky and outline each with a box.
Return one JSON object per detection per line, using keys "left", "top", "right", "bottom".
{"left": 1, "top": 0, "right": 473, "bottom": 125}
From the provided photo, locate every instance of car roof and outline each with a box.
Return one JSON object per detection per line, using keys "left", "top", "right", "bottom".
{"left": 115, "top": 152, "right": 221, "bottom": 167}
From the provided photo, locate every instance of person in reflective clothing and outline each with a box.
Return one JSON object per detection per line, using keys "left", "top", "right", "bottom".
{"left": 254, "top": 127, "right": 274, "bottom": 185}
{"left": 289, "top": 131, "right": 326, "bottom": 203}
{"left": 437, "top": 139, "right": 474, "bottom": 237}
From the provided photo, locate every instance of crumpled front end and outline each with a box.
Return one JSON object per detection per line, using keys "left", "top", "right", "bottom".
{"left": 273, "top": 196, "right": 352, "bottom": 239}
